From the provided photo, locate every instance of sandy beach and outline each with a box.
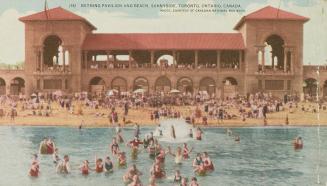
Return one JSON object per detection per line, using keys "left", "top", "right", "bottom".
{"left": 0, "top": 102, "right": 325, "bottom": 127}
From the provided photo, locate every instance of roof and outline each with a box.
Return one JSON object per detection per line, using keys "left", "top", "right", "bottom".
{"left": 19, "top": 7, "right": 96, "bottom": 30}
{"left": 234, "top": 6, "right": 309, "bottom": 30}
{"left": 82, "top": 33, "right": 245, "bottom": 50}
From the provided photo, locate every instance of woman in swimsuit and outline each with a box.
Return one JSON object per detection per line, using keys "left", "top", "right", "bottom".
{"left": 104, "top": 156, "right": 114, "bottom": 172}
{"left": 110, "top": 138, "right": 120, "bottom": 156}
{"left": 80, "top": 160, "right": 90, "bottom": 175}
{"left": 95, "top": 157, "right": 104, "bottom": 173}
{"left": 29, "top": 161, "right": 39, "bottom": 177}
{"left": 118, "top": 152, "right": 127, "bottom": 168}
{"left": 202, "top": 152, "right": 214, "bottom": 171}
{"left": 168, "top": 146, "right": 183, "bottom": 165}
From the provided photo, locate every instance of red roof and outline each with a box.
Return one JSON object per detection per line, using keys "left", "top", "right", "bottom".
{"left": 82, "top": 33, "right": 245, "bottom": 50}
{"left": 19, "top": 7, "right": 96, "bottom": 30}
{"left": 234, "top": 6, "right": 309, "bottom": 30}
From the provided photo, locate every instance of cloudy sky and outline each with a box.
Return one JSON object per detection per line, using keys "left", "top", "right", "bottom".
{"left": 0, "top": 0, "right": 326, "bottom": 65}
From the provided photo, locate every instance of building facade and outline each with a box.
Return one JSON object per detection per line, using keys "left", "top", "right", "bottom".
{"left": 0, "top": 6, "right": 326, "bottom": 98}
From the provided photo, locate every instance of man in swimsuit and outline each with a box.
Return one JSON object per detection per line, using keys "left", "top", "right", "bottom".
{"left": 110, "top": 138, "right": 120, "bottom": 156}
{"left": 104, "top": 156, "right": 114, "bottom": 172}
{"left": 56, "top": 155, "right": 71, "bottom": 174}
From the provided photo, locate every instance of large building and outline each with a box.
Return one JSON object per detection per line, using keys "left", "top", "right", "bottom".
{"left": 0, "top": 6, "right": 326, "bottom": 98}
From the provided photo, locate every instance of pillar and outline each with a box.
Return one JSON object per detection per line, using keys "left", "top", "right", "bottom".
{"left": 40, "top": 49, "right": 44, "bottom": 72}
{"left": 238, "top": 50, "right": 242, "bottom": 70}
{"left": 150, "top": 50, "right": 155, "bottom": 67}
{"left": 261, "top": 49, "right": 265, "bottom": 71}
{"left": 128, "top": 51, "right": 132, "bottom": 69}
{"left": 195, "top": 50, "right": 199, "bottom": 68}
{"left": 106, "top": 50, "right": 110, "bottom": 69}
{"left": 63, "top": 49, "right": 66, "bottom": 72}
{"left": 172, "top": 51, "right": 177, "bottom": 67}
{"left": 290, "top": 50, "right": 294, "bottom": 73}
{"left": 284, "top": 49, "right": 288, "bottom": 73}
{"left": 216, "top": 50, "right": 220, "bottom": 70}
{"left": 84, "top": 51, "right": 88, "bottom": 70}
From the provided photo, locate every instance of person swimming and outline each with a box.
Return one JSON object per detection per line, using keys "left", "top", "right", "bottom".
{"left": 29, "top": 161, "right": 39, "bottom": 177}
{"left": 151, "top": 164, "right": 166, "bottom": 179}
{"left": 95, "top": 157, "right": 104, "bottom": 173}
{"left": 110, "top": 138, "right": 120, "bottom": 156}
{"left": 293, "top": 136, "right": 303, "bottom": 149}
{"left": 80, "top": 160, "right": 90, "bottom": 175}
{"left": 123, "top": 164, "right": 142, "bottom": 184}
{"left": 168, "top": 146, "right": 183, "bottom": 165}
{"left": 171, "top": 125, "right": 176, "bottom": 139}
{"left": 189, "top": 128, "right": 193, "bottom": 138}
{"left": 104, "top": 156, "right": 114, "bottom": 172}
{"left": 202, "top": 152, "right": 214, "bottom": 171}
{"left": 182, "top": 143, "right": 193, "bottom": 160}
{"left": 56, "top": 155, "right": 71, "bottom": 174}
{"left": 118, "top": 152, "right": 127, "bottom": 168}
{"left": 52, "top": 148, "right": 60, "bottom": 164}
{"left": 173, "top": 170, "right": 182, "bottom": 184}
{"left": 195, "top": 127, "right": 203, "bottom": 141}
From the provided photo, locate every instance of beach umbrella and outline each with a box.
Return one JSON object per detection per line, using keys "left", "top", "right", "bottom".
{"left": 133, "top": 88, "right": 145, "bottom": 94}
{"left": 31, "top": 93, "right": 37, "bottom": 98}
{"left": 170, "top": 89, "right": 181, "bottom": 94}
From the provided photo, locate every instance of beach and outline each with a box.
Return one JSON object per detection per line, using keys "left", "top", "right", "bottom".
{"left": 0, "top": 101, "right": 324, "bottom": 127}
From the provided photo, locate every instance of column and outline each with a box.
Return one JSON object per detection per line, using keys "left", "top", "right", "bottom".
{"left": 238, "top": 50, "right": 242, "bottom": 70}
{"left": 195, "top": 50, "right": 199, "bottom": 68}
{"left": 172, "top": 51, "right": 177, "bottom": 67}
{"left": 261, "top": 49, "right": 265, "bottom": 71}
{"left": 284, "top": 49, "right": 288, "bottom": 73}
{"left": 290, "top": 50, "right": 294, "bottom": 73}
{"left": 106, "top": 51, "right": 110, "bottom": 69}
{"left": 150, "top": 50, "right": 155, "bottom": 67}
{"left": 63, "top": 49, "right": 66, "bottom": 72}
{"left": 216, "top": 50, "right": 220, "bottom": 70}
{"left": 40, "top": 48, "right": 44, "bottom": 72}
{"left": 84, "top": 51, "right": 88, "bottom": 70}
{"left": 128, "top": 51, "right": 132, "bottom": 69}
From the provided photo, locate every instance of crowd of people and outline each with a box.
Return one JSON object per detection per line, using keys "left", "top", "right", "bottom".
{"left": 29, "top": 124, "right": 214, "bottom": 186}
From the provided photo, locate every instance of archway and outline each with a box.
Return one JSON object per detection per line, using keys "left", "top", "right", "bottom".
{"left": 43, "top": 35, "right": 64, "bottom": 71}
{"left": 10, "top": 77, "right": 25, "bottom": 95}
{"left": 0, "top": 78, "right": 5, "bottom": 95}
{"left": 303, "top": 78, "right": 317, "bottom": 97}
{"left": 264, "top": 35, "right": 285, "bottom": 70}
{"left": 89, "top": 76, "right": 105, "bottom": 94}
{"left": 177, "top": 77, "right": 193, "bottom": 94}
{"left": 199, "top": 77, "right": 216, "bottom": 96}
{"left": 133, "top": 77, "right": 149, "bottom": 92}
{"left": 155, "top": 76, "right": 171, "bottom": 93}
{"left": 222, "top": 77, "right": 238, "bottom": 98}
{"left": 111, "top": 77, "right": 127, "bottom": 92}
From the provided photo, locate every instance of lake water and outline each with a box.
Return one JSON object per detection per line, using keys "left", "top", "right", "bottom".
{"left": 0, "top": 126, "right": 326, "bottom": 186}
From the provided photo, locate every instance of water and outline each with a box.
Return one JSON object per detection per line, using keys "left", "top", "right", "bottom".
{"left": 154, "top": 119, "right": 195, "bottom": 143}
{"left": 0, "top": 126, "right": 326, "bottom": 186}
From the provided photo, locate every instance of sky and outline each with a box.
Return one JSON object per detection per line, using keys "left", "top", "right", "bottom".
{"left": 0, "top": 0, "right": 326, "bottom": 65}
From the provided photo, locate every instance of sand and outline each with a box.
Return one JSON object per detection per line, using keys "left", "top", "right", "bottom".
{"left": 0, "top": 102, "right": 325, "bottom": 127}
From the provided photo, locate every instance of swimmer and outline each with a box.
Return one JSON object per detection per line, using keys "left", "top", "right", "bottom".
{"left": 171, "top": 125, "right": 176, "bottom": 139}
{"left": 29, "top": 161, "right": 39, "bottom": 177}
{"left": 80, "top": 160, "right": 90, "bottom": 175}
{"left": 173, "top": 170, "right": 182, "bottom": 184}
{"left": 190, "top": 177, "right": 200, "bottom": 186}
{"left": 293, "top": 136, "right": 303, "bottom": 149}
{"left": 123, "top": 164, "right": 142, "bottom": 184}
{"left": 110, "top": 138, "right": 120, "bottom": 156}
{"left": 189, "top": 128, "right": 193, "bottom": 138}
{"left": 56, "top": 155, "right": 71, "bottom": 174}
{"left": 118, "top": 152, "right": 127, "bottom": 168}
{"left": 182, "top": 143, "right": 193, "bottom": 159}
{"left": 180, "top": 177, "right": 188, "bottom": 186}
{"left": 39, "top": 138, "right": 47, "bottom": 154}
{"left": 46, "top": 138, "right": 55, "bottom": 154}
{"left": 148, "top": 175, "right": 157, "bottom": 186}
{"left": 192, "top": 153, "right": 203, "bottom": 169}
{"left": 95, "top": 156, "right": 104, "bottom": 173}
{"left": 128, "top": 175, "right": 143, "bottom": 186}
{"left": 104, "top": 156, "right": 114, "bottom": 172}
{"left": 234, "top": 135, "right": 240, "bottom": 142}
{"left": 128, "top": 137, "right": 143, "bottom": 159}
{"left": 202, "top": 152, "right": 214, "bottom": 171}
{"left": 168, "top": 146, "right": 183, "bottom": 165}
{"left": 195, "top": 127, "right": 203, "bottom": 140}
{"left": 151, "top": 164, "right": 166, "bottom": 179}
{"left": 52, "top": 148, "right": 60, "bottom": 164}
{"left": 147, "top": 140, "right": 157, "bottom": 159}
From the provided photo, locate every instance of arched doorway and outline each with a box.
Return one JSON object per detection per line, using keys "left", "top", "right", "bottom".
{"left": 10, "top": 77, "right": 25, "bottom": 95}
{"left": 111, "top": 77, "right": 127, "bottom": 92}
{"left": 0, "top": 78, "right": 5, "bottom": 95}
{"left": 133, "top": 77, "right": 149, "bottom": 92}
{"left": 43, "top": 35, "right": 65, "bottom": 71}
{"left": 303, "top": 78, "right": 317, "bottom": 97}
{"left": 199, "top": 77, "right": 216, "bottom": 96}
{"left": 222, "top": 77, "right": 238, "bottom": 98}
{"left": 155, "top": 76, "right": 171, "bottom": 93}
{"left": 177, "top": 77, "right": 193, "bottom": 94}
{"left": 89, "top": 76, "right": 105, "bottom": 94}
{"left": 263, "top": 35, "right": 285, "bottom": 71}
